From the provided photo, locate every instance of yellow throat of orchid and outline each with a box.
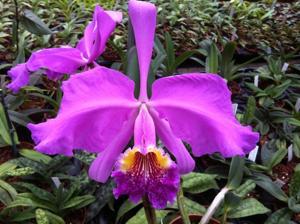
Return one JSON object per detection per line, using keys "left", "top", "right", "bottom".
{"left": 119, "top": 147, "right": 171, "bottom": 173}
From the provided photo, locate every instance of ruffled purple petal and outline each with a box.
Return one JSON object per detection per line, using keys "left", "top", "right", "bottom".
{"left": 105, "top": 11, "right": 122, "bottom": 23}
{"left": 128, "top": 0, "right": 156, "bottom": 100}
{"left": 45, "top": 70, "right": 64, "bottom": 80}
{"left": 150, "top": 73, "right": 259, "bottom": 157}
{"left": 6, "top": 63, "right": 30, "bottom": 93}
{"left": 88, "top": 111, "right": 137, "bottom": 183}
{"left": 76, "top": 5, "right": 122, "bottom": 62}
{"left": 149, "top": 108, "right": 195, "bottom": 174}
{"left": 28, "top": 67, "right": 138, "bottom": 156}
{"left": 26, "top": 47, "right": 87, "bottom": 75}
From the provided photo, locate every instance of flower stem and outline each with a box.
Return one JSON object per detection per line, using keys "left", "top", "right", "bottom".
{"left": 13, "top": 0, "right": 19, "bottom": 55}
{"left": 0, "top": 89, "right": 18, "bottom": 157}
{"left": 143, "top": 196, "right": 157, "bottom": 224}
{"left": 177, "top": 183, "right": 191, "bottom": 224}
{"left": 199, "top": 187, "right": 229, "bottom": 224}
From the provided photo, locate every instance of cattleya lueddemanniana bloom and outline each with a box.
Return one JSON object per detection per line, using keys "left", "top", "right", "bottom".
{"left": 7, "top": 6, "right": 122, "bottom": 93}
{"left": 27, "top": 0, "right": 259, "bottom": 208}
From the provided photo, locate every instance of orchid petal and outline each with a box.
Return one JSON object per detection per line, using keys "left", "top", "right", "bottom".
{"left": 76, "top": 6, "right": 122, "bottom": 62}
{"left": 150, "top": 73, "right": 259, "bottom": 157}
{"left": 6, "top": 63, "right": 30, "bottom": 93}
{"left": 26, "top": 47, "right": 86, "bottom": 75}
{"left": 89, "top": 112, "right": 137, "bottom": 182}
{"left": 45, "top": 70, "right": 64, "bottom": 80}
{"left": 128, "top": 0, "right": 156, "bottom": 101}
{"left": 105, "top": 11, "right": 123, "bottom": 23}
{"left": 134, "top": 104, "right": 156, "bottom": 150}
{"left": 150, "top": 108, "right": 195, "bottom": 174}
{"left": 28, "top": 67, "right": 138, "bottom": 156}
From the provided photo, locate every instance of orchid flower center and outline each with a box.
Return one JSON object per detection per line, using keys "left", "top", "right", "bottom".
{"left": 120, "top": 147, "right": 171, "bottom": 176}
{"left": 112, "top": 146, "right": 180, "bottom": 209}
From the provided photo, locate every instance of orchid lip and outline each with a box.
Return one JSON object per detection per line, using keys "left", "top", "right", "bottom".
{"left": 112, "top": 146, "right": 180, "bottom": 209}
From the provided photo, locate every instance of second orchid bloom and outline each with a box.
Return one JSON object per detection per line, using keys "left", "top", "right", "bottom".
{"left": 7, "top": 6, "right": 122, "bottom": 93}
{"left": 25, "top": 0, "right": 259, "bottom": 208}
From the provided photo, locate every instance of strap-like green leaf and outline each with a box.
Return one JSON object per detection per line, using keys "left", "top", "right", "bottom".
{"left": 182, "top": 172, "right": 218, "bottom": 194}
{"left": 227, "top": 198, "right": 270, "bottom": 218}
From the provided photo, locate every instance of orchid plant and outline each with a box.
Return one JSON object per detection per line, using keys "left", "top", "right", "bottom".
{"left": 7, "top": 0, "right": 259, "bottom": 221}
{"left": 7, "top": 6, "right": 122, "bottom": 93}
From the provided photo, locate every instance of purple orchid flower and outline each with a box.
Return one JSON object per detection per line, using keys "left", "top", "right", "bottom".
{"left": 7, "top": 5, "right": 122, "bottom": 93}
{"left": 28, "top": 0, "right": 259, "bottom": 208}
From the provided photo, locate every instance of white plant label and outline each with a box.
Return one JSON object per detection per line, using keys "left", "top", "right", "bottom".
{"left": 295, "top": 98, "right": 300, "bottom": 112}
{"left": 288, "top": 144, "right": 293, "bottom": 162}
{"left": 51, "top": 177, "right": 61, "bottom": 188}
{"left": 232, "top": 103, "right": 238, "bottom": 115}
{"left": 248, "top": 145, "right": 259, "bottom": 162}
{"left": 254, "top": 75, "right": 259, "bottom": 87}
{"left": 281, "top": 63, "right": 289, "bottom": 73}
{"left": 274, "top": 178, "right": 285, "bottom": 188}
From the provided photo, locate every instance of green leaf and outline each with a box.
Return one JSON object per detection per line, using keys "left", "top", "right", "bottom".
{"left": 0, "top": 104, "right": 19, "bottom": 146}
{"left": 265, "top": 208, "right": 292, "bottom": 224}
{"left": 8, "top": 110, "right": 32, "bottom": 127}
{"left": 221, "top": 42, "right": 236, "bottom": 65}
{"left": 234, "top": 179, "right": 256, "bottom": 198}
{"left": 9, "top": 208, "right": 35, "bottom": 223}
{"left": 293, "top": 135, "right": 300, "bottom": 158}
{"left": 227, "top": 198, "right": 270, "bottom": 218}
{"left": 227, "top": 156, "right": 244, "bottom": 189}
{"left": 266, "top": 148, "right": 287, "bottom": 170}
{"left": 5, "top": 193, "right": 57, "bottom": 212}
{"left": 0, "top": 179, "right": 17, "bottom": 201}
{"left": 150, "top": 53, "right": 166, "bottom": 76}
{"left": 206, "top": 42, "right": 219, "bottom": 74}
{"left": 126, "top": 19, "right": 135, "bottom": 51}
{"left": 220, "top": 42, "right": 236, "bottom": 80}
{"left": 224, "top": 192, "right": 242, "bottom": 210}
{"left": 19, "top": 149, "right": 52, "bottom": 164}
{"left": 86, "top": 181, "right": 114, "bottom": 221}
{"left": 154, "top": 36, "right": 166, "bottom": 55}
{"left": 15, "top": 157, "right": 47, "bottom": 176}
{"left": 182, "top": 197, "right": 206, "bottom": 214}
{"left": 15, "top": 182, "right": 55, "bottom": 202}
{"left": 20, "top": 9, "right": 52, "bottom": 35}
{"left": 62, "top": 195, "right": 95, "bottom": 210}
{"left": 9, "top": 209, "right": 36, "bottom": 222}
{"left": 0, "top": 105, "right": 11, "bottom": 145}
{"left": 289, "top": 164, "right": 300, "bottom": 197}
{"left": 35, "top": 209, "right": 50, "bottom": 224}
{"left": 6, "top": 167, "right": 35, "bottom": 176}
{"left": 288, "top": 118, "right": 300, "bottom": 127}
{"left": 243, "top": 96, "right": 256, "bottom": 124}
{"left": 27, "top": 93, "right": 59, "bottom": 110}
{"left": 0, "top": 187, "right": 13, "bottom": 205}
{"left": 182, "top": 172, "right": 218, "bottom": 194}
{"left": 0, "top": 161, "right": 17, "bottom": 178}
{"left": 252, "top": 175, "right": 288, "bottom": 202}
{"left": 127, "top": 208, "right": 169, "bottom": 224}
{"left": 270, "top": 80, "right": 291, "bottom": 98}
{"left": 165, "top": 32, "right": 175, "bottom": 74}
{"left": 288, "top": 197, "right": 300, "bottom": 213}
{"left": 174, "top": 50, "right": 196, "bottom": 68}
{"left": 44, "top": 210, "right": 65, "bottom": 224}
{"left": 116, "top": 199, "right": 140, "bottom": 223}
{"left": 74, "top": 151, "right": 95, "bottom": 165}
{"left": 126, "top": 46, "right": 140, "bottom": 98}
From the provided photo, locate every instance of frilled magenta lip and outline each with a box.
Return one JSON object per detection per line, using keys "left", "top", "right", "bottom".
{"left": 112, "top": 146, "right": 180, "bottom": 209}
